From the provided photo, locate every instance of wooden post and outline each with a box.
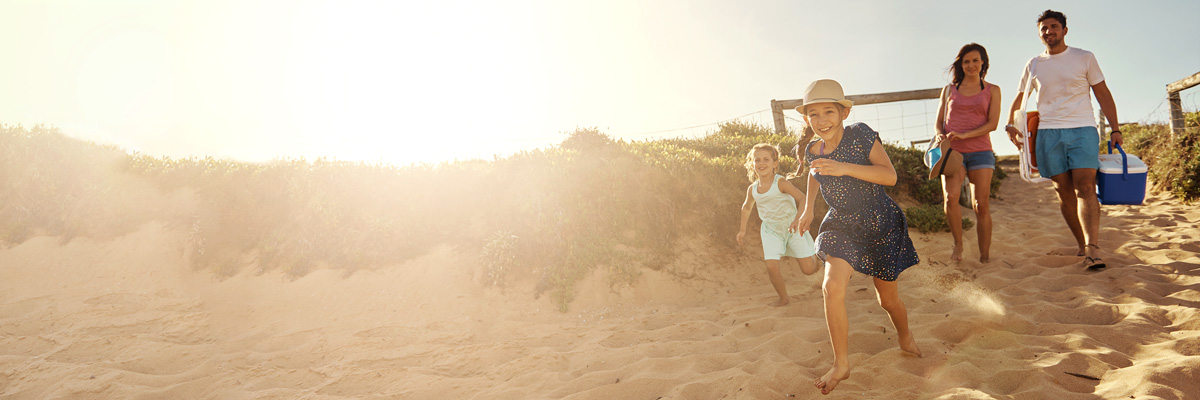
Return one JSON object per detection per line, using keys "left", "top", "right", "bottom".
{"left": 1169, "top": 91, "right": 1184, "bottom": 140}
{"left": 1167, "top": 72, "right": 1200, "bottom": 139}
{"left": 770, "top": 100, "right": 786, "bottom": 134}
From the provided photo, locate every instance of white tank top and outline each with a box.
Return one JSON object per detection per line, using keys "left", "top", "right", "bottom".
{"left": 752, "top": 175, "right": 799, "bottom": 233}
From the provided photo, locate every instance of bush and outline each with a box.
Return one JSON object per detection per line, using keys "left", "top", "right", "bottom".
{"left": 480, "top": 231, "right": 518, "bottom": 289}
{"left": 0, "top": 125, "right": 153, "bottom": 244}
{"left": 904, "top": 204, "right": 975, "bottom": 233}
{"left": 1121, "top": 112, "right": 1200, "bottom": 203}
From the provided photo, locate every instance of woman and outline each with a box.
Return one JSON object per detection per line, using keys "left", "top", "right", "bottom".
{"left": 934, "top": 43, "right": 1000, "bottom": 263}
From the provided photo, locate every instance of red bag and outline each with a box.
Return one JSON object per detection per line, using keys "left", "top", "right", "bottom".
{"left": 1027, "top": 111, "right": 1039, "bottom": 169}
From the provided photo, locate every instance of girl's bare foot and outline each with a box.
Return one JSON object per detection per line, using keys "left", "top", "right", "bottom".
{"left": 899, "top": 333, "right": 922, "bottom": 357}
{"left": 769, "top": 298, "right": 789, "bottom": 307}
{"left": 813, "top": 364, "right": 850, "bottom": 395}
{"left": 950, "top": 245, "right": 964, "bottom": 262}
{"left": 979, "top": 256, "right": 990, "bottom": 263}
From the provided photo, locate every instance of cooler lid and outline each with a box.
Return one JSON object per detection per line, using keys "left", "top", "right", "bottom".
{"left": 1098, "top": 153, "right": 1148, "bottom": 174}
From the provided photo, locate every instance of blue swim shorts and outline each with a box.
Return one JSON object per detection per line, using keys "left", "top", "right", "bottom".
{"left": 959, "top": 150, "right": 996, "bottom": 172}
{"left": 1036, "top": 127, "right": 1100, "bottom": 178}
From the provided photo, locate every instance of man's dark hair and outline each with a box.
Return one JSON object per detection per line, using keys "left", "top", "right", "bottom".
{"left": 1038, "top": 10, "right": 1066, "bottom": 27}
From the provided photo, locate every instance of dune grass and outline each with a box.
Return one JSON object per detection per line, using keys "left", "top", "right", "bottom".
{"left": 1119, "top": 111, "right": 1200, "bottom": 204}
{"left": 8, "top": 111, "right": 1194, "bottom": 311}
{"left": 2, "top": 121, "right": 1005, "bottom": 311}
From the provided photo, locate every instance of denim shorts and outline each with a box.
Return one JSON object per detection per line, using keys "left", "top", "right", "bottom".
{"left": 959, "top": 150, "right": 996, "bottom": 172}
{"left": 1036, "top": 127, "right": 1100, "bottom": 178}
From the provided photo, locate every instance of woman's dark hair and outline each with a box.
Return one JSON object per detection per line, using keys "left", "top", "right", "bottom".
{"left": 951, "top": 43, "right": 989, "bottom": 87}
{"left": 1038, "top": 9, "right": 1066, "bottom": 27}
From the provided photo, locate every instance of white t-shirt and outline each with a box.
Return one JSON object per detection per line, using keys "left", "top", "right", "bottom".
{"left": 1016, "top": 47, "right": 1106, "bottom": 129}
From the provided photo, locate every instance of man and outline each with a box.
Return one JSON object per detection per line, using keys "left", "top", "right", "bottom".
{"left": 1005, "top": 9, "right": 1122, "bottom": 270}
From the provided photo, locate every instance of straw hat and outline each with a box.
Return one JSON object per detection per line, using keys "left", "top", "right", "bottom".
{"left": 795, "top": 79, "right": 854, "bottom": 113}
{"left": 926, "top": 137, "right": 963, "bottom": 180}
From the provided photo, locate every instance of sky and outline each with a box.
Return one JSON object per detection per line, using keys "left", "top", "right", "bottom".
{"left": 2, "top": 0, "right": 1198, "bottom": 166}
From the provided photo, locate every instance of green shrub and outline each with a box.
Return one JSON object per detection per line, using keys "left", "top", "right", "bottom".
{"left": 480, "top": 231, "right": 518, "bottom": 289}
{"left": 885, "top": 143, "right": 944, "bottom": 204}
{"left": 1121, "top": 112, "right": 1200, "bottom": 203}
{"left": 904, "top": 204, "right": 974, "bottom": 233}
{"left": 0, "top": 125, "right": 152, "bottom": 244}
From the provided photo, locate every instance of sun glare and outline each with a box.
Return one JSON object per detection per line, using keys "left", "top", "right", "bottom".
{"left": 11, "top": 1, "right": 670, "bottom": 166}
{"left": 22, "top": 1, "right": 582, "bottom": 166}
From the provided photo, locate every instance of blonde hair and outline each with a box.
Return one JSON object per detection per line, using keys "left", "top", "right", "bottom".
{"left": 744, "top": 143, "right": 781, "bottom": 182}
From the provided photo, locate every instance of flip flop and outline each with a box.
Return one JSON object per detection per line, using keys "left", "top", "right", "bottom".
{"left": 1084, "top": 256, "right": 1107, "bottom": 270}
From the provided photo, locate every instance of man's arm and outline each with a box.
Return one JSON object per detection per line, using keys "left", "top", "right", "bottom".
{"left": 1092, "top": 81, "right": 1122, "bottom": 146}
{"left": 1005, "top": 92, "right": 1025, "bottom": 147}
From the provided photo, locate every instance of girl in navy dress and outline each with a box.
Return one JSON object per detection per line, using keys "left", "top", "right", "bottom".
{"left": 794, "top": 79, "right": 922, "bottom": 395}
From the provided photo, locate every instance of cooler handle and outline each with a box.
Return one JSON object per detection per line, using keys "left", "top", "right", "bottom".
{"left": 1107, "top": 140, "right": 1129, "bottom": 180}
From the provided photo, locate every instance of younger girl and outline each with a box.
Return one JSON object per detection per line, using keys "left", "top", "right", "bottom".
{"left": 794, "top": 79, "right": 922, "bottom": 395}
{"left": 737, "top": 143, "right": 819, "bottom": 307}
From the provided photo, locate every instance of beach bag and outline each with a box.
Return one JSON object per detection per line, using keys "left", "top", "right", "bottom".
{"left": 924, "top": 86, "right": 964, "bottom": 180}
{"left": 1015, "top": 59, "right": 1049, "bottom": 183}
{"left": 924, "top": 133, "right": 962, "bottom": 180}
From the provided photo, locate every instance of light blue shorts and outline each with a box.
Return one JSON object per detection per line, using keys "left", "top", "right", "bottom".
{"left": 761, "top": 227, "right": 817, "bottom": 261}
{"left": 960, "top": 150, "right": 996, "bottom": 172}
{"left": 1036, "top": 127, "right": 1100, "bottom": 178}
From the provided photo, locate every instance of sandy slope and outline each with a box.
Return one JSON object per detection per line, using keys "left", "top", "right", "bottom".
{"left": 2, "top": 164, "right": 1199, "bottom": 399}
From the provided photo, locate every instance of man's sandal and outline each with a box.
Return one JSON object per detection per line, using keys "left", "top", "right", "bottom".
{"left": 1084, "top": 244, "right": 1106, "bottom": 270}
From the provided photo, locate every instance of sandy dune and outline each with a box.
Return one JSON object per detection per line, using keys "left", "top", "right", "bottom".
{"left": 2, "top": 164, "right": 1199, "bottom": 399}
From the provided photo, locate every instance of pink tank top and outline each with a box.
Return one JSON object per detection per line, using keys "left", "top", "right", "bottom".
{"left": 944, "top": 83, "right": 994, "bottom": 152}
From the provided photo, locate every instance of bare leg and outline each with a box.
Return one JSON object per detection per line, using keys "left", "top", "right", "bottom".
{"left": 967, "top": 168, "right": 993, "bottom": 263}
{"left": 1072, "top": 168, "right": 1104, "bottom": 265}
{"left": 795, "top": 255, "right": 819, "bottom": 275}
{"left": 873, "top": 277, "right": 922, "bottom": 357}
{"left": 814, "top": 257, "right": 852, "bottom": 395}
{"left": 765, "top": 259, "right": 789, "bottom": 307}
{"left": 1051, "top": 172, "right": 1086, "bottom": 256}
{"left": 942, "top": 168, "right": 966, "bottom": 262}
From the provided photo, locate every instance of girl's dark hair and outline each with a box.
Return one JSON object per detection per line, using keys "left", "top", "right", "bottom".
{"left": 1038, "top": 9, "right": 1066, "bottom": 27}
{"left": 951, "top": 43, "right": 989, "bottom": 87}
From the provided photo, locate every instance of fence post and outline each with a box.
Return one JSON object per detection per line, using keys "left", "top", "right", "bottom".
{"left": 1167, "top": 72, "right": 1200, "bottom": 139}
{"left": 1169, "top": 91, "right": 1184, "bottom": 140}
{"left": 770, "top": 100, "right": 786, "bottom": 134}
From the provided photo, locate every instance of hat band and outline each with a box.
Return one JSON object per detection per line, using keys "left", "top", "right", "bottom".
{"left": 808, "top": 97, "right": 844, "bottom": 103}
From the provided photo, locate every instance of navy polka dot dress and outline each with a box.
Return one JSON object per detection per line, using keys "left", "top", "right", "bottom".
{"left": 804, "top": 123, "right": 919, "bottom": 281}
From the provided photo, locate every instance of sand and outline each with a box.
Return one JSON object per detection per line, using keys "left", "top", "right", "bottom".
{"left": 2, "top": 164, "right": 1199, "bottom": 399}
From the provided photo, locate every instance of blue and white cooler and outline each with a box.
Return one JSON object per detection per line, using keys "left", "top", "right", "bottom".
{"left": 1097, "top": 141, "right": 1147, "bottom": 205}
